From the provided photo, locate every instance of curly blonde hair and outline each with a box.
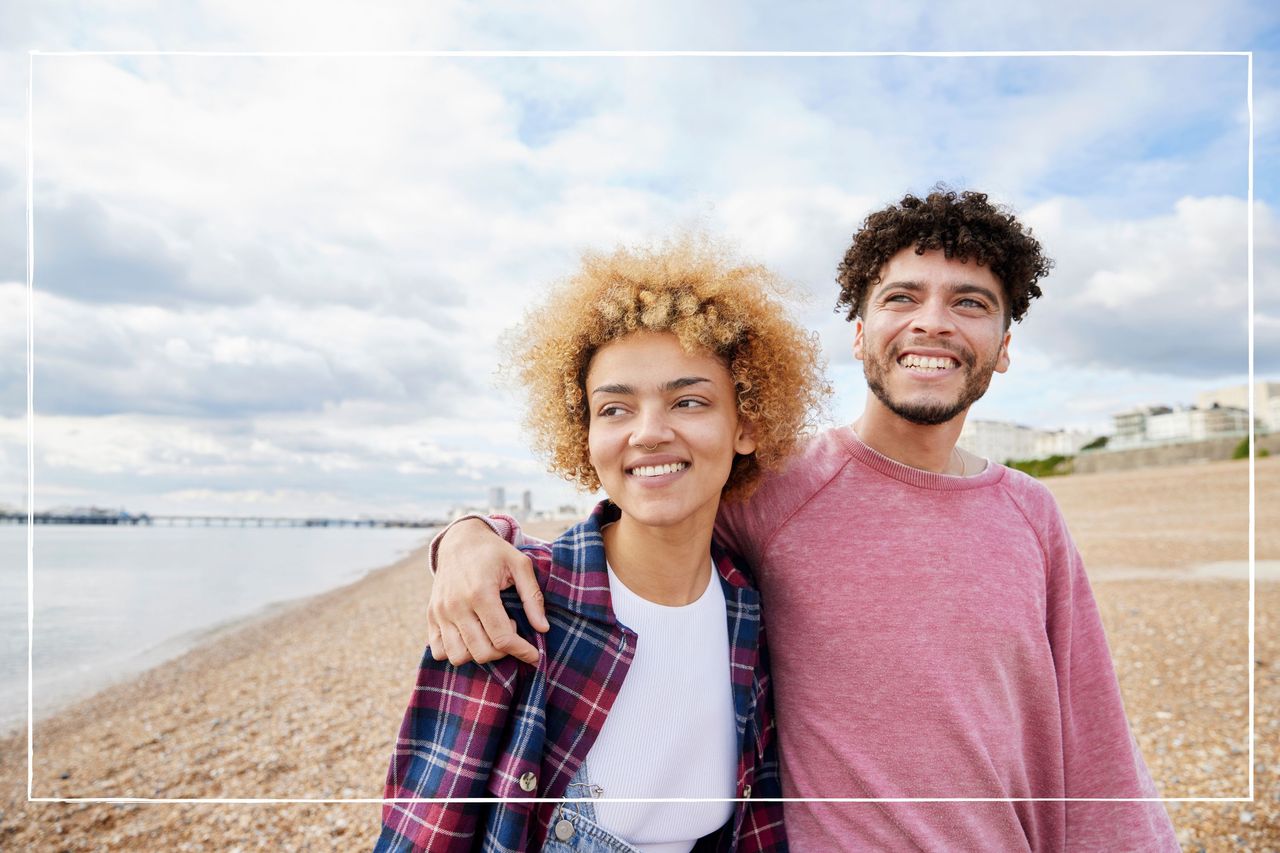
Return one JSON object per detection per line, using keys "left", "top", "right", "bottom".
{"left": 503, "top": 235, "right": 828, "bottom": 502}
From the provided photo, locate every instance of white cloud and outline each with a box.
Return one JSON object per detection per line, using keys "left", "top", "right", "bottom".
{"left": 22, "top": 285, "right": 482, "bottom": 418}
{"left": 1020, "top": 195, "right": 1262, "bottom": 377}
{"left": 3, "top": 398, "right": 575, "bottom": 516}
{"left": 1, "top": 11, "right": 1270, "bottom": 516}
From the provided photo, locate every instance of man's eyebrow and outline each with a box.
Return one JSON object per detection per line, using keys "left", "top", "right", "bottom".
{"left": 876, "top": 279, "right": 1003, "bottom": 305}
{"left": 589, "top": 377, "right": 711, "bottom": 396}
{"left": 950, "top": 283, "right": 1003, "bottom": 305}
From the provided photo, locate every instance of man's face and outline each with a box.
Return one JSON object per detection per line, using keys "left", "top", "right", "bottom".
{"left": 853, "top": 248, "right": 1011, "bottom": 427}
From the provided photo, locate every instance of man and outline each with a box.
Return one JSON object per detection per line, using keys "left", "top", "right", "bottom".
{"left": 426, "top": 188, "right": 1178, "bottom": 851}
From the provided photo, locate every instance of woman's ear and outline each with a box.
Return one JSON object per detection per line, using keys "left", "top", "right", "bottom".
{"left": 734, "top": 417, "right": 758, "bottom": 456}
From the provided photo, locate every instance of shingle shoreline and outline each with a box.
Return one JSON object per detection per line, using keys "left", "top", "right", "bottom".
{"left": 1, "top": 462, "right": 1275, "bottom": 850}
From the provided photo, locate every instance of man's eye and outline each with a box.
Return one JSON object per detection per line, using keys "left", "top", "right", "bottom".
{"left": 957, "top": 298, "right": 988, "bottom": 309}
{"left": 885, "top": 293, "right": 913, "bottom": 303}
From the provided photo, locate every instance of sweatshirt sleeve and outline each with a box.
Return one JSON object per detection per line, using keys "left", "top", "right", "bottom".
{"left": 427, "top": 513, "right": 545, "bottom": 574}
{"left": 713, "top": 499, "right": 766, "bottom": 568}
{"left": 1039, "top": 496, "right": 1179, "bottom": 851}
{"left": 714, "top": 430, "right": 851, "bottom": 571}
{"left": 714, "top": 478, "right": 797, "bottom": 568}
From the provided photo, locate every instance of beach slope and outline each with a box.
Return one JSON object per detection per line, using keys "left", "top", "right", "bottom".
{"left": 1, "top": 465, "right": 1276, "bottom": 850}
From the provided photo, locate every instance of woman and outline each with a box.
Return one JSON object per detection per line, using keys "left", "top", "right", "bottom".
{"left": 376, "top": 236, "right": 826, "bottom": 852}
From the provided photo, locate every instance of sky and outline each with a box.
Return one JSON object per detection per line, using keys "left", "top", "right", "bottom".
{"left": 0, "top": 2, "right": 1277, "bottom": 519}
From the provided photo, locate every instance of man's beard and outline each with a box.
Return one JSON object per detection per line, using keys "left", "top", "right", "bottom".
{"left": 864, "top": 344, "right": 999, "bottom": 427}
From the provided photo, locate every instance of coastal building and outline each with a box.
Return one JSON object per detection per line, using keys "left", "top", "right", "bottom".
{"left": 958, "top": 420, "right": 1098, "bottom": 464}
{"left": 1107, "top": 396, "right": 1257, "bottom": 450}
{"left": 1196, "top": 381, "right": 1280, "bottom": 433}
{"left": 1109, "top": 406, "right": 1173, "bottom": 450}
{"left": 1144, "top": 405, "right": 1253, "bottom": 443}
{"left": 959, "top": 420, "right": 1038, "bottom": 463}
{"left": 1033, "top": 428, "right": 1100, "bottom": 457}
{"left": 487, "top": 486, "right": 505, "bottom": 513}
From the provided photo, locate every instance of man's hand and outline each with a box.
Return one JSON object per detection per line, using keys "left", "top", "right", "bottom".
{"left": 426, "top": 518, "right": 549, "bottom": 666}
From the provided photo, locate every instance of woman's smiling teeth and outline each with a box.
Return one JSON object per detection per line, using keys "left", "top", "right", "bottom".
{"left": 628, "top": 462, "right": 689, "bottom": 478}
{"left": 898, "top": 354, "right": 957, "bottom": 371}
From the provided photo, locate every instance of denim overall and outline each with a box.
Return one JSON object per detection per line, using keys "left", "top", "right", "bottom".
{"left": 541, "top": 762, "right": 643, "bottom": 853}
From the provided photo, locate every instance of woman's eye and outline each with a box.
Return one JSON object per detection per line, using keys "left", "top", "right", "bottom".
{"left": 598, "top": 404, "right": 627, "bottom": 417}
{"left": 674, "top": 398, "right": 708, "bottom": 409}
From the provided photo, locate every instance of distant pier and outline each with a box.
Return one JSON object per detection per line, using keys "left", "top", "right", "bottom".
{"left": 0, "top": 511, "right": 443, "bottom": 528}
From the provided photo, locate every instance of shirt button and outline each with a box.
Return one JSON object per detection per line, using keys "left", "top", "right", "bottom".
{"left": 743, "top": 784, "right": 752, "bottom": 798}
{"left": 518, "top": 771, "right": 537, "bottom": 792}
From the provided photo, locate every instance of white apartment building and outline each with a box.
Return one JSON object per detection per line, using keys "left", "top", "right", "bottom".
{"left": 1144, "top": 404, "right": 1253, "bottom": 443}
{"left": 1108, "top": 406, "right": 1172, "bottom": 450}
{"left": 487, "top": 486, "right": 506, "bottom": 513}
{"left": 1108, "top": 396, "right": 1256, "bottom": 450}
{"left": 1034, "top": 428, "right": 1101, "bottom": 457}
{"left": 1196, "top": 381, "right": 1280, "bottom": 433}
{"left": 958, "top": 420, "right": 1098, "bottom": 464}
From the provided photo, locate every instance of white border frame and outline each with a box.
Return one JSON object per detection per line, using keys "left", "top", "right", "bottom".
{"left": 25, "top": 49, "right": 1255, "bottom": 807}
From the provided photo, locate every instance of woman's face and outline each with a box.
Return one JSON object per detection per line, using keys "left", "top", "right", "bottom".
{"left": 585, "top": 331, "right": 756, "bottom": 532}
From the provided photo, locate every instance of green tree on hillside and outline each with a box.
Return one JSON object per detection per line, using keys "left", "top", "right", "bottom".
{"left": 1233, "top": 436, "right": 1271, "bottom": 459}
{"left": 1006, "top": 454, "right": 1073, "bottom": 478}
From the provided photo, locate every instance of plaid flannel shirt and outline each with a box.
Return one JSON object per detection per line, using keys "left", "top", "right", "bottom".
{"left": 377, "top": 500, "right": 787, "bottom": 852}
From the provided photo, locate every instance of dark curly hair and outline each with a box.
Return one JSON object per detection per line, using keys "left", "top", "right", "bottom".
{"left": 835, "top": 187, "right": 1053, "bottom": 327}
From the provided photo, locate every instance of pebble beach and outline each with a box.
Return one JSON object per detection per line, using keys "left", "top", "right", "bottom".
{"left": 1, "top": 457, "right": 1277, "bottom": 851}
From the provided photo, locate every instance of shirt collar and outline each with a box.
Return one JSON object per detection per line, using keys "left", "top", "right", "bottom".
{"left": 544, "top": 500, "right": 754, "bottom": 624}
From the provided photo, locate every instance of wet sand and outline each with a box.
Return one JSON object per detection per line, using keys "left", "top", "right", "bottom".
{"left": 1, "top": 461, "right": 1276, "bottom": 850}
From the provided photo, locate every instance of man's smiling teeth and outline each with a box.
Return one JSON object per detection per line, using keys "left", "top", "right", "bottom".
{"left": 629, "top": 462, "right": 689, "bottom": 477}
{"left": 898, "top": 354, "right": 956, "bottom": 371}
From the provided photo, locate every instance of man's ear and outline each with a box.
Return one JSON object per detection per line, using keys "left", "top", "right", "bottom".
{"left": 995, "top": 330, "right": 1011, "bottom": 374}
{"left": 852, "top": 318, "right": 865, "bottom": 362}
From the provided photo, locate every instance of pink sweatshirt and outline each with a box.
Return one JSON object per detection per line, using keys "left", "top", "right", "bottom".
{"left": 714, "top": 427, "right": 1177, "bottom": 851}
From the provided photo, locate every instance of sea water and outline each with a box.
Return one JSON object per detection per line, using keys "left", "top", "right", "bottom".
{"left": 0, "top": 524, "right": 432, "bottom": 732}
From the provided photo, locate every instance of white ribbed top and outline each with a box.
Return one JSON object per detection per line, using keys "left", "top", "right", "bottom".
{"left": 582, "top": 560, "right": 737, "bottom": 853}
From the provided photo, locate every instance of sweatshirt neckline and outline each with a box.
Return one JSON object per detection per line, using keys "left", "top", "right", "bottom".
{"left": 837, "top": 425, "right": 1005, "bottom": 491}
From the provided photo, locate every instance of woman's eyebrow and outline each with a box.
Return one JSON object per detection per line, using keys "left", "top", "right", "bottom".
{"left": 590, "top": 376, "right": 710, "bottom": 396}
{"left": 663, "top": 376, "right": 711, "bottom": 391}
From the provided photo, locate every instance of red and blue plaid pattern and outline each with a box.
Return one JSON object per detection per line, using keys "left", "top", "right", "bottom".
{"left": 377, "top": 500, "right": 786, "bottom": 852}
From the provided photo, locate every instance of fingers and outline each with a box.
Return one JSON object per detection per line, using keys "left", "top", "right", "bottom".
{"left": 433, "top": 616, "right": 537, "bottom": 667}
{"left": 437, "top": 622, "right": 470, "bottom": 666}
{"left": 424, "top": 523, "right": 547, "bottom": 666}
{"left": 427, "top": 618, "right": 447, "bottom": 661}
{"left": 476, "top": 597, "right": 540, "bottom": 666}
{"left": 509, "top": 554, "right": 549, "bottom": 633}
{"left": 425, "top": 608, "right": 439, "bottom": 652}
{"left": 430, "top": 594, "right": 538, "bottom": 666}
{"left": 454, "top": 616, "right": 502, "bottom": 665}
{"left": 426, "top": 588, "right": 515, "bottom": 666}
{"left": 426, "top": 596, "right": 448, "bottom": 661}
